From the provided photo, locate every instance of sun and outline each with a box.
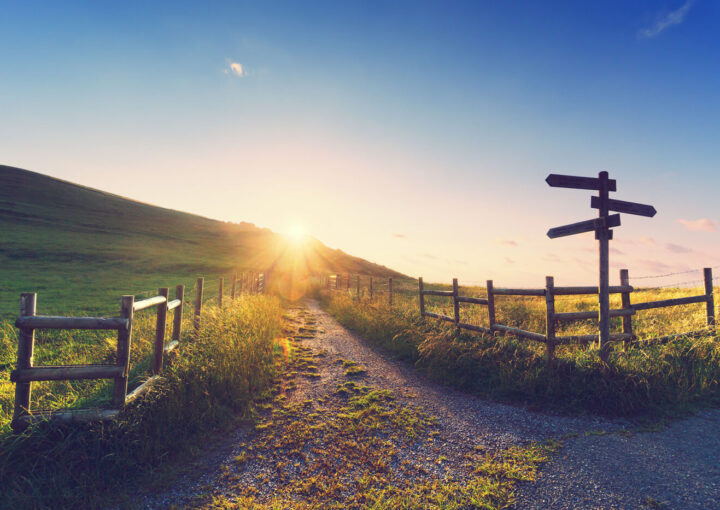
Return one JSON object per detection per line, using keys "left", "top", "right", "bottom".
{"left": 285, "top": 222, "right": 307, "bottom": 243}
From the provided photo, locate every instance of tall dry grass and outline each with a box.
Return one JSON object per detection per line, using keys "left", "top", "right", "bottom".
{"left": 0, "top": 295, "right": 283, "bottom": 509}
{"left": 319, "top": 289, "right": 720, "bottom": 417}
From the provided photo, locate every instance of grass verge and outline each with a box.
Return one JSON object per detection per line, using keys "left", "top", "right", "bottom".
{"left": 0, "top": 295, "right": 283, "bottom": 509}
{"left": 319, "top": 292, "right": 720, "bottom": 417}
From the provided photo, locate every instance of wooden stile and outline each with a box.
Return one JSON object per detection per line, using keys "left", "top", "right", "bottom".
{"left": 172, "top": 285, "right": 184, "bottom": 342}
{"left": 153, "top": 288, "right": 169, "bottom": 375}
{"left": 112, "top": 295, "right": 134, "bottom": 409}
{"left": 545, "top": 276, "right": 556, "bottom": 368}
{"left": 704, "top": 268, "right": 715, "bottom": 327}
{"left": 194, "top": 277, "right": 203, "bottom": 334}
{"left": 418, "top": 278, "right": 425, "bottom": 317}
{"left": 12, "top": 293, "right": 36, "bottom": 431}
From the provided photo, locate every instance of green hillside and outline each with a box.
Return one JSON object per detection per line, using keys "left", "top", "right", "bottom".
{"left": 0, "top": 165, "right": 402, "bottom": 316}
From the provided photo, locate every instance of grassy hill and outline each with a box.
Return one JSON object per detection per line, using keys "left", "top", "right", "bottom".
{"left": 0, "top": 165, "right": 403, "bottom": 316}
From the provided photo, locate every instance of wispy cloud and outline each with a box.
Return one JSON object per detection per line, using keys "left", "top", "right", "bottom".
{"left": 505, "top": 257, "right": 515, "bottom": 265}
{"left": 499, "top": 239, "right": 518, "bottom": 246}
{"left": 666, "top": 242, "right": 693, "bottom": 254}
{"left": 638, "top": 236, "right": 657, "bottom": 246}
{"left": 676, "top": 218, "right": 717, "bottom": 232}
{"left": 638, "top": 0, "right": 694, "bottom": 39}
{"left": 392, "top": 233, "right": 407, "bottom": 239}
{"left": 224, "top": 60, "right": 246, "bottom": 77}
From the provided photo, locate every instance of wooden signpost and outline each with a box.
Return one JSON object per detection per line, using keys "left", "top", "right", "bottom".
{"left": 546, "top": 171, "right": 656, "bottom": 361}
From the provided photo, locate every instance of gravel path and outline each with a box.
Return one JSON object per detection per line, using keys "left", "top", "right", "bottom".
{"left": 514, "top": 409, "right": 720, "bottom": 509}
{"left": 139, "top": 300, "right": 720, "bottom": 508}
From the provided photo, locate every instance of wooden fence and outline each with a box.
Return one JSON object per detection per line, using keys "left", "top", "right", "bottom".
{"left": 323, "top": 273, "right": 394, "bottom": 305}
{"left": 9, "top": 272, "right": 266, "bottom": 433}
{"left": 419, "top": 267, "right": 716, "bottom": 365}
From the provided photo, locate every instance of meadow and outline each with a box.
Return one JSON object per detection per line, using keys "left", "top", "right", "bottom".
{"left": 0, "top": 295, "right": 284, "bottom": 508}
{"left": 319, "top": 279, "right": 720, "bottom": 417}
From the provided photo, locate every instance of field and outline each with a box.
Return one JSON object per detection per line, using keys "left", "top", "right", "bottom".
{"left": 319, "top": 280, "right": 720, "bottom": 417}
{"left": 0, "top": 165, "right": 401, "bottom": 317}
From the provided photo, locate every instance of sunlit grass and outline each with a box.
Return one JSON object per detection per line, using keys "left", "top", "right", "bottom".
{"left": 319, "top": 287, "right": 720, "bottom": 417}
{"left": 0, "top": 295, "right": 283, "bottom": 508}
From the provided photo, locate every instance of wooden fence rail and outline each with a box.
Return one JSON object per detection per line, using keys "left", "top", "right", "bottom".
{"left": 325, "top": 273, "right": 394, "bottom": 306}
{"left": 419, "top": 267, "right": 717, "bottom": 367}
{"left": 9, "top": 271, "right": 266, "bottom": 433}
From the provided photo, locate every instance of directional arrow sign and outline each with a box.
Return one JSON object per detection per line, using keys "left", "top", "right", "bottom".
{"left": 547, "top": 213, "right": 621, "bottom": 239}
{"left": 590, "top": 196, "right": 656, "bottom": 217}
{"left": 546, "top": 174, "right": 617, "bottom": 192}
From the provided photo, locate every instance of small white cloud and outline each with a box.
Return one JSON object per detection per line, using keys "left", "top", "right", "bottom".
{"left": 638, "top": 0, "right": 694, "bottom": 39}
{"left": 676, "top": 218, "right": 717, "bottom": 232}
{"left": 226, "top": 60, "right": 246, "bottom": 77}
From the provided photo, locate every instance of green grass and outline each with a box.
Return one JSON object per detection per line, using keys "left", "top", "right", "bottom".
{"left": 0, "top": 164, "right": 402, "bottom": 317}
{"left": 319, "top": 288, "right": 720, "bottom": 417}
{"left": 0, "top": 295, "right": 283, "bottom": 509}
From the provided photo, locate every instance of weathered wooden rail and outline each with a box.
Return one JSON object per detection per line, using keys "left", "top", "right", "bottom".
{"left": 9, "top": 272, "right": 266, "bottom": 433}
{"left": 419, "top": 267, "right": 716, "bottom": 365}
{"left": 325, "top": 273, "right": 394, "bottom": 305}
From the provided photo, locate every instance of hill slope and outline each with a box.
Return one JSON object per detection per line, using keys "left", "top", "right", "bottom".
{"left": 0, "top": 165, "right": 402, "bottom": 315}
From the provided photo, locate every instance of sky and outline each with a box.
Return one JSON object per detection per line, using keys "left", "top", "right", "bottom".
{"left": 2, "top": 0, "right": 719, "bottom": 286}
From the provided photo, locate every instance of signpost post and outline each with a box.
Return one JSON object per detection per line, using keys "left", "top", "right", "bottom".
{"left": 546, "top": 172, "right": 656, "bottom": 362}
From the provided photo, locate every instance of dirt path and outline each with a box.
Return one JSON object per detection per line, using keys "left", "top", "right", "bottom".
{"left": 140, "top": 300, "right": 720, "bottom": 509}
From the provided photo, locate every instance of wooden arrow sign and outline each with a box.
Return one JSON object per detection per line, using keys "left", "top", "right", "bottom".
{"left": 590, "top": 196, "right": 656, "bottom": 218}
{"left": 547, "top": 214, "right": 621, "bottom": 239}
{"left": 546, "top": 174, "right": 617, "bottom": 192}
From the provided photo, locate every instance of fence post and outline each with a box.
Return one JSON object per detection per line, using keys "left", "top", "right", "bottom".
{"left": 388, "top": 277, "right": 393, "bottom": 307}
{"left": 194, "top": 277, "right": 204, "bottom": 334}
{"left": 356, "top": 275, "right": 360, "bottom": 299}
{"left": 704, "top": 267, "right": 715, "bottom": 327}
{"left": 418, "top": 277, "right": 425, "bottom": 317}
{"left": 346, "top": 274, "right": 351, "bottom": 291}
{"left": 218, "top": 278, "right": 224, "bottom": 308}
{"left": 370, "top": 277, "right": 374, "bottom": 299}
{"left": 172, "top": 285, "right": 184, "bottom": 342}
{"left": 153, "top": 288, "right": 169, "bottom": 375}
{"left": 112, "top": 295, "right": 134, "bottom": 409}
{"left": 545, "top": 277, "right": 556, "bottom": 369}
{"left": 620, "top": 269, "right": 633, "bottom": 351}
{"left": 452, "top": 278, "right": 460, "bottom": 328}
{"left": 335, "top": 274, "right": 340, "bottom": 290}
{"left": 12, "top": 293, "right": 37, "bottom": 431}
{"left": 486, "top": 280, "right": 496, "bottom": 331}
{"left": 231, "top": 273, "right": 237, "bottom": 300}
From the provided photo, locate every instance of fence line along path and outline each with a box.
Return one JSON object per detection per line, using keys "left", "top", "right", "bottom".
{"left": 9, "top": 272, "right": 266, "bottom": 433}
{"left": 418, "top": 267, "right": 716, "bottom": 367}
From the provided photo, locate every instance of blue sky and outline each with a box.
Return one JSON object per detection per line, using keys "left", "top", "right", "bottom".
{"left": 2, "top": 1, "right": 719, "bottom": 285}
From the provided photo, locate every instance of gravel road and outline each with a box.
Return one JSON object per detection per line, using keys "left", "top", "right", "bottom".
{"left": 139, "top": 300, "right": 720, "bottom": 509}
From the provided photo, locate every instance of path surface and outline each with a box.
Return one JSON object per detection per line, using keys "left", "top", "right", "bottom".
{"left": 141, "top": 300, "right": 720, "bottom": 509}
